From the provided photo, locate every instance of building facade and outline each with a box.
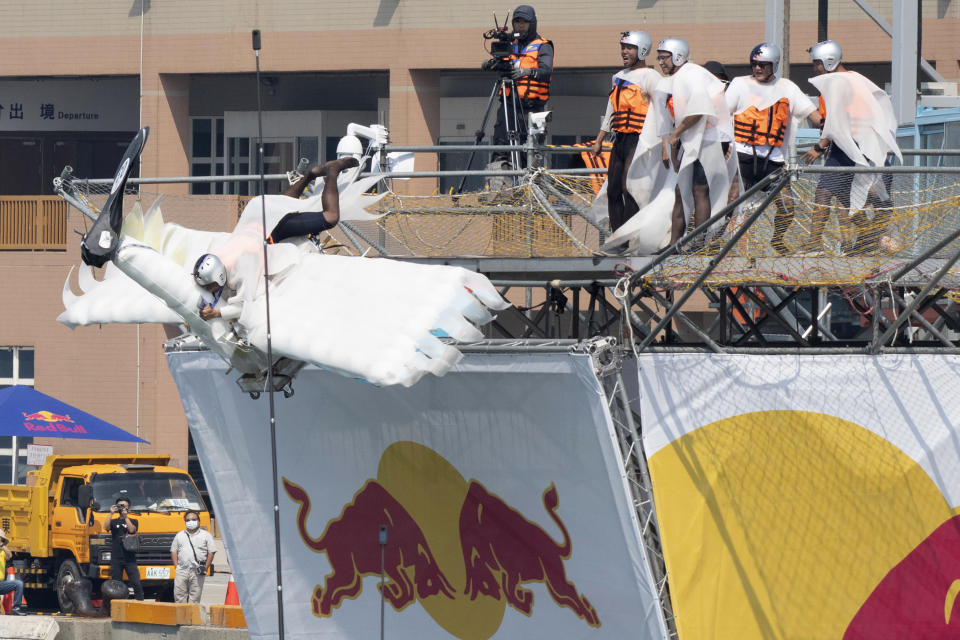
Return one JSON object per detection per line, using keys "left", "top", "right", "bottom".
{"left": 0, "top": 1, "right": 957, "bottom": 483}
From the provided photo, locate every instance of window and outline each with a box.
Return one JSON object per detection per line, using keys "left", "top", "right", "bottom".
{"left": 0, "top": 347, "right": 36, "bottom": 484}
{"left": 190, "top": 117, "right": 226, "bottom": 195}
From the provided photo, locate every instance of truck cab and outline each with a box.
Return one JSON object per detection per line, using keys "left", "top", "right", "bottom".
{"left": 1, "top": 455, "right": 209, "bottom": 612}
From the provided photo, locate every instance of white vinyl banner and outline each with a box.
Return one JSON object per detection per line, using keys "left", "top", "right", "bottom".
{"left": 169, "top": 351, "right": 668, "bottom": 640}
{"left": 636, "top": 353, "right": 960, "bottom": 640}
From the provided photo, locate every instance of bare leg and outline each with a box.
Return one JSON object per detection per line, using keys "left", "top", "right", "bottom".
{"left": 317, "top": 158, "right": 360, "bottom": 227}
{"left": 692, "top": 183, "right": 710, "bottom": 229}
{"left": 805, "top": 188, "right": 833, "bottom": 252}
{"left": 282, "top": 157, "right": 360, "bottom": 208}
{"left": 670, "top": 186, "right": 686, "bottom": 244}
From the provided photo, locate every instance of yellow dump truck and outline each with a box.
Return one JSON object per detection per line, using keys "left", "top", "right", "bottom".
{"left": 0, "top": 454, "right": 210, "bottom": 612}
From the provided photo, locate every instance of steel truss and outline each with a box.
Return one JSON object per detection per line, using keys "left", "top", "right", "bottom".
{"left": 469, "top": 165, "right": 960, "bottom": 355}
{"left": 578, "top": 338, "right": 679, "bottom": 639}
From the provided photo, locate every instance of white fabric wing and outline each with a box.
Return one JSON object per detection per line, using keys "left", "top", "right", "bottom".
{"left": 242, "top": 254, "right": 509, "bottom": 388}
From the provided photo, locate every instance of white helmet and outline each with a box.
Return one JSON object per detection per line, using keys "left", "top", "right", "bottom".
{"left": 750, "top": 42, "right": 781, "bottom": 75}
{"left": 809, "top": 40, "right": 842, "bottom": 72}
{"left": 620, "top": 30, "right": 652, "bottom": 58}
{"left": 193, "top": 254, "right": 226, "bottom": 287}
{"left": 335, "top": 135, "right": 363, "bottom": 161}
{"left": 657, "top": 37, "right": 689, "bottom": 67}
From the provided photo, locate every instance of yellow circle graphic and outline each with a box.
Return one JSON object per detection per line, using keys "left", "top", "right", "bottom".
{"left": 648, "top": 410, "right": 958, "bottom": 639}
{"left": 377, "top": 441, "right": 506, "bottom": 640}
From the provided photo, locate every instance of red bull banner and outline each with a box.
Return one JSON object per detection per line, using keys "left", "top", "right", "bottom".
{"left": 168, "top": 352, "right": 670, "bottom": 640}
{"left": 636, "top": 353, "right": 960, "bottom": 639}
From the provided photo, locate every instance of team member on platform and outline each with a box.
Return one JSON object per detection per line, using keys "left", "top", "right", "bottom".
{"left": 591, "top": 31, "right": 662, "bottom": 233}
{"left": 655, "top": 37, "right": 734, "bottom": 245}
{"left": 725, "top": 43, "right": 821, "bottom": 254}
{"left": 801, "top": 40, "right": 900, "bottom": 255}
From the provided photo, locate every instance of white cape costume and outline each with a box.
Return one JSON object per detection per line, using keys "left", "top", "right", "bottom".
{"left": 810, "top": 71, "right": 901, "bottom": 211}
{"left": 605, "top": 62, "right": 734, "bottom": 253}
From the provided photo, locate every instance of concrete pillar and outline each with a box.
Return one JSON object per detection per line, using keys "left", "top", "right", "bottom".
{"left": 140, "top": 73, "right": 191, "bottom": 194}
{"left": 891, "top": 0, "right": 919, "bottom": 124}
{"left": 389, "top": 67, "right": 441, "bottom": 195}
{"left": 765, "top": 0, "right": 790, "bottom": 79}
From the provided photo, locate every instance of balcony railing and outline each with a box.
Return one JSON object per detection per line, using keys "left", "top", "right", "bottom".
{"left": 0, "top": 197, "right": 68, "bottom": 250}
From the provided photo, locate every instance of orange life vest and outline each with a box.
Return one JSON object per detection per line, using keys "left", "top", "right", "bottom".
{"left": 818, "top": 95, "right": 827, "bottom": 129}
{"left": 609, "top": 76, "right": 649, "bottom": 134}
{"left": 733, "top": 97, "right": 790, "bottom": 147}
{"left": 504, "top": 38, "right": 552, "bottom": 101}
{"left": 577, "top": 141, "right": 611, "bottom": 194}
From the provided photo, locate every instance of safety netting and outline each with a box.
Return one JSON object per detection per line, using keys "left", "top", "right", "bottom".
{"left": 638, "top": 171, "right": 960, "bottom": 289}
{"left": 64, "top": 169, "right": 960, "bottom": 289}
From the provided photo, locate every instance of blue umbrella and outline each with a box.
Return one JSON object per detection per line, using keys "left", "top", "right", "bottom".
{"left": 0, "top": 385, "right": 148, "bottom": 443}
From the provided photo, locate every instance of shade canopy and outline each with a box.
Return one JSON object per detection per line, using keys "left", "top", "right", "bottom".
{"left": 0, "top": 385, "right": 148, "bottom": 443}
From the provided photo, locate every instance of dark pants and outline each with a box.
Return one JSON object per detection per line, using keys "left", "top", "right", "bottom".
{"left": 111, "top": 558, "right": 144, "bottom": 600}
{"left": 492, "top": 97, "right": 547, "bottom": 166}
{"left": 269, "top": 212, "right": 336, "bottom": 244}
{"left": 738, "top": 151, "right": 783, "bottom": 190}
{"left": 737, "top": 151, "right": 790, "bottom": 253}
{"left": 607, "top": 131, "right": 640, "bottom": 232}
{"left": 0, "top": 578, "right": 24, "bottom": 608}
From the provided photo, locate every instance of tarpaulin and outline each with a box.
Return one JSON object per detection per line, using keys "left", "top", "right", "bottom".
{"left": 637, "top": 353, "right": 960, "bottom": 639}
{"left": 169, "top": 351, "right": 669, "bottom": 640}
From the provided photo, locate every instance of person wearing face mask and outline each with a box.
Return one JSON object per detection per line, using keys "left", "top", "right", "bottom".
{"left": 170, "top": 510, "right": 216, "bottom": 603}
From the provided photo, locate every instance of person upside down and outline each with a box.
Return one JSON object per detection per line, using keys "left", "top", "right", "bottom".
{"left": 267, "top": 156, "right": 359, "bottom": 244}
{"left": 195, "top": 156, "right": 359, "bottom": 321}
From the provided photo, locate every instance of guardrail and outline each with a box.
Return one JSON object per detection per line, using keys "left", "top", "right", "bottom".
{"left": 0, "top": 197, "right": 69, "bottom": 250}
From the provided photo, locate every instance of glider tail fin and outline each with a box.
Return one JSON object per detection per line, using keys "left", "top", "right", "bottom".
{"left": 81, "top": 127, "right": 149, "bottom": 267}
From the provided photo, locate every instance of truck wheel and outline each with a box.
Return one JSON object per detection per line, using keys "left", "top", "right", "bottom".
{"left": 56, "top": 559, "right": 83, "bottom": 614}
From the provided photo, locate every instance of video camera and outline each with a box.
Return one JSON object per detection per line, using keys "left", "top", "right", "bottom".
{"left": 482, "top": 13, "right": 517, "bottom": 73}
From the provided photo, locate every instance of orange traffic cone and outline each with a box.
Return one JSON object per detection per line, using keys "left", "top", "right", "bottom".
{"left": 224, "top": 573, "right": 239, "bottom": 606}
{"left": 2, "top": 566, "right": 15, "bottom": 614}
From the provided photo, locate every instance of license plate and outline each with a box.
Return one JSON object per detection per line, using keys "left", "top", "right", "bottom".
{"left": 145, "top": 567, "right": 170, "bottom": 579}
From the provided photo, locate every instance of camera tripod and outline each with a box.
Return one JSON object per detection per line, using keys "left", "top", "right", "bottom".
{"left": 457, "top": 74, "right": 528, "bottom": 194}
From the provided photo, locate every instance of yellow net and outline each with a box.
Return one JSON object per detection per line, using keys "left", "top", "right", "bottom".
{"left": 640, "top": 173, "right": 960, "bottom": 288}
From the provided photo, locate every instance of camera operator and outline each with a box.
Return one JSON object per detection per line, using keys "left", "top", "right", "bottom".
{"left": 170, "top": 511, "right": 215, "bottom": 603}
{"left": 106, "top": 497, "right": 144, "bottom": 600}
{"left": 482, "top": 5, "right": 553, "bottom": 167}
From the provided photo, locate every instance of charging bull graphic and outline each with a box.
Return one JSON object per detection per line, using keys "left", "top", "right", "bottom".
{"left": 283, "top": 442, "right": 600, "bottom": 638}
{"left": 282, "top": 478, "right": 456, "bottom": 616}
{"left": 459, "top": 481, "right": 600, "bottom": 627}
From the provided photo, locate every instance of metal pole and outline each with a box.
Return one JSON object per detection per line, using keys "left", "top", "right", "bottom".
{"left": 818, "top": 0, "right": 828, "bottom": 41}
{"left": 872, "top": 243, "right": 960, "bottom": 352}
{"left": 629, "top": 168, "right": 784, "bottom": 285}
{"left": 635, "top": 174, "right": 790, "bottom": 351}
{"left": 456, "top": 80, "right": 503, "bottom": 194}
{"left": 252, "top": 28, "right": 285, "bottom": 640}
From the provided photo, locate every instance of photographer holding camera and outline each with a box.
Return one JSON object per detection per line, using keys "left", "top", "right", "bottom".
{"left": 481, "top": 5, "right": 553, "bottom": 168}
{"left": 170, "top": 510, "right": 215, "bottom": 603}
{"left": 106, "top": 497, "right": 144, "bottom": 600}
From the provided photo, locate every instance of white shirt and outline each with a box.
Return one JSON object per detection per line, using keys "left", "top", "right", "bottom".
{"left": 725, "top": 75, "right": 817, "bottom": 163}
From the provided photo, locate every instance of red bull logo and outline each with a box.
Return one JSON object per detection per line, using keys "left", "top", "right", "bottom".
{"left": 21, "top": 410, "right": 86, "bottom": 434}
{"left": 22, "top": 411, "right": 72, "bottom": 423}
{"left": 844, "top": 514, "right": 960, "bottom": 639}
{"left": 283, "top": 441, "right": 600, "bottom": 638}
